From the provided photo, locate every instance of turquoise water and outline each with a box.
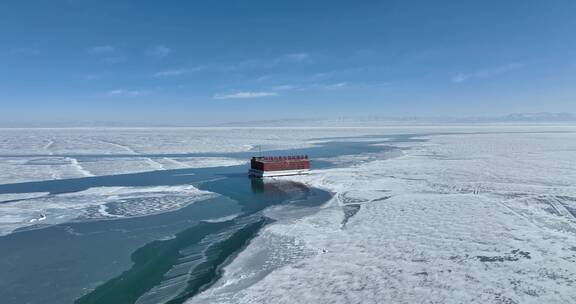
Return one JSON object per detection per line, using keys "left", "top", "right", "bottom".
{"left": 0, "top": 136, "right": 408, "bottom": 304}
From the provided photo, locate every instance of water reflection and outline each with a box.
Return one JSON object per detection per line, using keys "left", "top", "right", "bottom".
{"left": 250, "top": 177, "right": 285, "bottom": 195}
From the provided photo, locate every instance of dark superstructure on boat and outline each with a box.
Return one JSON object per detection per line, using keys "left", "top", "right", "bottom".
{"left": 249, "top": 155, "right": 311, "bottom": 177}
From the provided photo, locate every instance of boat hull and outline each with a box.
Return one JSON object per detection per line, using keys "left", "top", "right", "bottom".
{"left": 248, "top": 168, "right": 310, "bottom": 178}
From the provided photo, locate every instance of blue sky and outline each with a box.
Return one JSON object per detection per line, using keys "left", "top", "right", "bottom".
{"left": 1, "top": 0, "right": 575, "bottom": 124}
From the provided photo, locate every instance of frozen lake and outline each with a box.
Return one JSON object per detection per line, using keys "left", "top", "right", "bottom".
{"left": 0, "top": 129, "right": 404, "bottom": 304}
{"left": 1, "top": 126, "right": 576, "bottom": 304}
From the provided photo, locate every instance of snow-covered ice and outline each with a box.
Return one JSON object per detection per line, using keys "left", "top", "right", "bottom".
{"left": 0, "top": 157, "right": 93, "bottom": 185}
{"left": 1, "top": 126, "right": 572, "bottom": 184}
{"left": 189, "top": 129, "right": 576, "bottom": 304}
{"left": 0, "top": 127, "right": 396, "bottom": 184}
{"left": 0, "top": 156, "right": 247, "bottom": 185}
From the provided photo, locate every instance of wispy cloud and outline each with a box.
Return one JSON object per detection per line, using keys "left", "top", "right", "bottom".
{"left": 86, "top": 45, "right": 125, "bottom": 64}
{"left": 82, "top": 74, "right": 101, "bottom": 81}
{"left": 8, "top": 47, "right": 40, "bottom": 55}
{"left": 272, "top": 81, "right": 382, "bottom": 91}
{"left": 213, "top": 81, "right": 377, "bottom": 101}
{"left": 314, "top": 82, "right": 348, "bottom": 89}
{"left": 102, "top": 56, "right": 126, "bottom": 64}
{"left": 153, "top": 67, "right": 202, "bottom": 78}
{"left": 452, "top": 62, "right": 526, "bottom": 83}
{"left": 272, "top": 84, "right": 300, "bottom": 91}
{"left": 225, "top": 52, "right": 313, "bottom": 71}
{"left": 271, "top": 83, "right": 344, "bottom": 91}
{"left": 146, "top": 45, "right": 172, "bottom": 58}
{"left": 283, "top": 52, "right": 311, "bottom": 63}
{"left": 108, "top": 89, "right": 145, "bottom": 96}
{"left": 213, "top": 91, "right": 278, "bottom": 100}
{"left": 87, "top": 45, "right": 115, "bottom": 55}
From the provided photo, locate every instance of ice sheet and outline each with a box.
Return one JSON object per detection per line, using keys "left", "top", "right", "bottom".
{"left": 2, "top": 126, "right": 575, "bottom": 185}
{"left": 1, "top": 125, "right": 575, "bottom": 156}
{"left": 0, "top": 192, "right": 50, "bottom": 203}
{"left": 2, "top": 126, "right": 576, "bottom": 302}
{"left": 0, "top": 157, "right": 93, "bottom": 185}
{"left": 190, "top": 130, "right": 576, "bottom": 304}
{"left": 0, "top": 156, "right": 246, "bottom": 185}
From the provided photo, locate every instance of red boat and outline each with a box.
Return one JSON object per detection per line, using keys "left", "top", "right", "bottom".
{"left": 249, "top": 155, "right": 311, "bottom": 177}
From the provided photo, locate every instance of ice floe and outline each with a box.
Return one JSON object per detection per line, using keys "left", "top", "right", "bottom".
{"left": 0, "top": 185, "right": 216, "bottom": 236}
{"left": 201, "top": 214, "right": 241, "bottom": 223}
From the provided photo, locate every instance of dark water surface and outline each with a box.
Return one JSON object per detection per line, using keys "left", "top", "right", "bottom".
{"left": 0, "top": 136, "right": 407, "bottom": 304}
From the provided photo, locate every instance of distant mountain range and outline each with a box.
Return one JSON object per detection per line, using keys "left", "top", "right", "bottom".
{"left": 497, "top": 112, "right": 576, "bottom": 122}
{"left": 213, "top": 113, "right": 576, "bottom": 127}
{"left": 0, "top": 120, "right": 181, "bottom": 128}
{"left": 1, "top": 113, "right": 575, "bottom": 128}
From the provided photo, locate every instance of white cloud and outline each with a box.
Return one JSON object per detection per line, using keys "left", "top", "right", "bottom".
{"left": 451, "top": 73, "right": 468, "bottom": 83}
{"left": 452, "top": 62, "right": 526, "bottom": 83}
{"left": 108, "top": 89, "right": 145, "bottom": 96}
{"left": 87, "top": 45, "right": 115, "bottom": 55}
{"left": 283, "top": 52, "right": 311, "bottom": 63}
{"left": 146, "top": 45, "right": 172, "bottom": 58}
{"left": 153, "top": 67, "right": 202, "bottom": 77}
{"left": 272, "top": 82, "right": 354, "bottom": 91}
{"left": 316, "top": 82, "right": 348, "bottom": 89}
{"left": 154, "top": 69, "right": 188, "bottom": 77}
{"left": 272, "top": 84, "right": 300, "bottom": 91}
{"left": 85, "top": 46, "right": 125, "bottom": 63}
{"left": 213, "top": 91, "right": 278, "bottom": 100}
